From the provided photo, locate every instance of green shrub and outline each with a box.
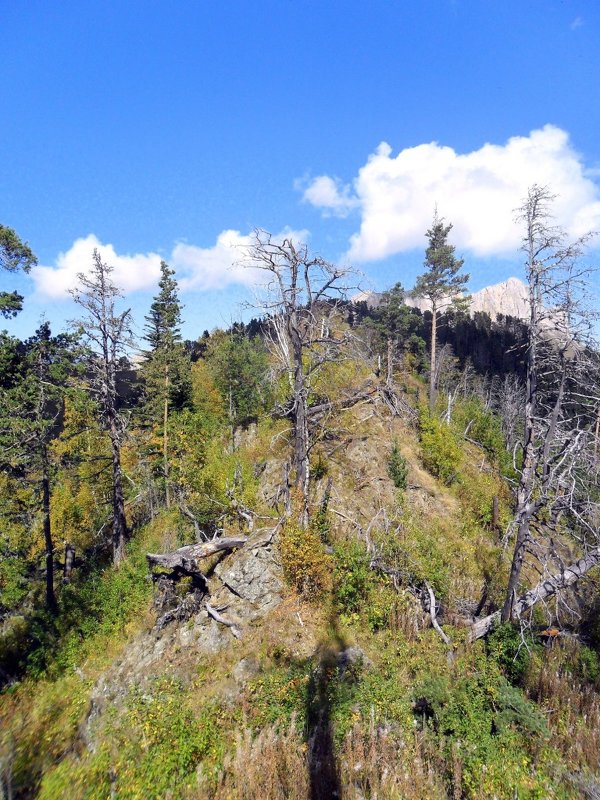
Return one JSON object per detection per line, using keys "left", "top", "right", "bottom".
{"left": 486, "top": 623, "right": 534, "bottom": 685}
{"left": 418, "top": 408, "right": 462, "bottom": 485}
{"left": 387, "top": 440, "right": 408, "bottom": 490}
{"left": 333, "top": 540, "right": 373, "bottom": 616}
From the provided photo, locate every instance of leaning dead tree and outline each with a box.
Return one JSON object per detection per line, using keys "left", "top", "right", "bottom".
{"left": 243, "top": 230, "right": 358, "bottom": 526}
{"left": 472, "top": 186, "right": 600, "bottom": 637}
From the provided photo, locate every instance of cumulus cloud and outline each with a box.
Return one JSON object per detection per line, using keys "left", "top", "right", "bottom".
{"left": 31, "top": 229, "right": 310, "bottom": 299}
{"left": 31, "top": 234, "right": 163, "bottom": 299}
{"left": 299, "top": 175, "right": 358, "bottom": 217}
{"left": 301, "top": 125, "right": 600, "bottom": 261}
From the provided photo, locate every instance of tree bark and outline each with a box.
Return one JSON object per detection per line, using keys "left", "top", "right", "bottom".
{"left": 41, "top": 445, "right": 57, "bottom": 613}
{"left": 163, "top": 362, "right": 170, "bottom": 509}
{"left": 429, "top": 306, "right": 438, "bottom": 411}
{"left": 386, "top": 336, "right": 394, "bottom": 388}
{"left": 473, "top": 545, "right": 600, "bottom": 641}
{"left": 146, "top": 536, "right": 247, "bottom": 572}
{"left": 110, "top": 416, "right": 128, "bottom": 564}
{"left": 63, "top": 543, "right": 75, "bottom": 583}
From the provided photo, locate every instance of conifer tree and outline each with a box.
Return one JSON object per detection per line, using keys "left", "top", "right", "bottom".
{"left": 142, "top": 261, "right": 190, "bottom": 508}
{"left": 71, "top": 251, "right": 133, "bottom": 564}
{"left": 0, "top": 224, "right": 37, "bottom": 317}
{"left": 414, "top": 212, "right": 469, "bottom": 410}
{"left": 0, "top": 323, "right": 76, "bottom": 611}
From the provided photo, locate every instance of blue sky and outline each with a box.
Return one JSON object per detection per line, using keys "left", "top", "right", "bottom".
{"left": 2, "top": 0, "right": 599, "bottom": 341}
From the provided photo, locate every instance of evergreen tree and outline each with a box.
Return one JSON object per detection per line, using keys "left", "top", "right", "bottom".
{"left": 0, "top": 323, "right": 76, "bottom": 611}
{"left": 0, "top": 224, "right": 37, "bottom": 317}
{"left": 142, "top": 261, "right": 191, "bottom": 508}
{"left": 414, "top": 212, "right": 470, "bottom": 410}
{"left": 206, "top": 331, "right": 270, "bottom": 432}
{"left": 367, "top": 283, "right": 424, "bottom": 385}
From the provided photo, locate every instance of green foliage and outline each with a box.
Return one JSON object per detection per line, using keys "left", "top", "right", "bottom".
{"left": 206, "top": 330, "right": 270, "bottom": 427}
{"left": 452, "top": 396, "right": 513, "bottom": 475}
{"left": 0, "top": 224, "right": 37, "bottom": 317}
{"left": 246, "top": 659, "right": 312, "bottom": 731}
{"left": 577, "top": 645, "right": 600, "bottom": 684}
{"left": 486, "top": 623, "right": 534, "bottom": 685}
{"left": 414, "top": 213, "right": 469, "bottom": 311}
{"left": 387, "top": 439, "right": 408, "bottom": 490}
{"left": 39, "top": 680, "right": 225, "bottom": 799}
{"left": 333, "top": 540, "right": 373, "bottom": 616}
{"left": 414, "top": 649, "right": 552, "bottom": 798}
{"left": 418, "top": 407, "right": 462, "bottom": 484}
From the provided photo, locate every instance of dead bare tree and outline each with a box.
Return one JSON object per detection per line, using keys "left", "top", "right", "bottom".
{"left": 243, "top": 231, "right": 357, "bottom": 526}
{"left": 464, "top": 187, "right": 600, "bottom": 639}
{"left": 71, "top": 250, "right": 134, "bottom": 564}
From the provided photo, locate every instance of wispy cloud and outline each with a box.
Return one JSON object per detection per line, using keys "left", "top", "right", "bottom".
{"left": 301, "top": 125, "right": 600, "bottom": 261}
{"left": 570, "top": 16, "right": 584, "bottom": 30}
{"left": 30, "top": 229, "right": 309, "bottom": 299}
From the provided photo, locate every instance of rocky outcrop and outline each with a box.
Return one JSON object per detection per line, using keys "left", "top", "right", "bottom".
{"left": 83, "top": 526, "right": 283, "bottom": 748}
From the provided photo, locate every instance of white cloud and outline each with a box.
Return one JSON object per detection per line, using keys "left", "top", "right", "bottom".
{"left": 31, "top": 228, "right": 310, "bottom": 299}
{"left": 299, "top": 175, "right": 358, "bottom": 217}
{"left": 301, "top": 125, "right": 600, "bottom": 261}
{"left": 570, "top": 16, "right": 584, "bottom": 29}
{"left": 31, "top": 234, "right": 163, "bottom": 299}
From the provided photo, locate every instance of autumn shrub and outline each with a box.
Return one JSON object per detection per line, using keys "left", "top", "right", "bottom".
{"left": 279, "top": 522, "right": 333, "bottom": 600}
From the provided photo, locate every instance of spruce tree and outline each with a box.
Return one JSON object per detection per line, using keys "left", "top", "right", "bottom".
{"left": 142, "top": 261, "right": 190, "bottom": 508}
{"left": 414, "top": 212, "right": 469, "bottom": 410}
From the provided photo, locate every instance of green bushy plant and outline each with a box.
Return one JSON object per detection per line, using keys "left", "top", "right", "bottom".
{"left": 418, "top": 408, "right": 462, "bottom": 485}
{"left": 387, "top": 440, "right": 408, "bottom": 490}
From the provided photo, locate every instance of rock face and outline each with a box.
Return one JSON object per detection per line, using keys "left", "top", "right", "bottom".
{"left": 84, "top": 528, "right": 283, "bottom": 747}
{"left": 353, "top": 277, "right": 530, "bottom": 322}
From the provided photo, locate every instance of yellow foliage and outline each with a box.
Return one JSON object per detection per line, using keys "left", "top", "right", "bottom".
{"left": 279, "top": 521, "right": 333, "bottom": 600}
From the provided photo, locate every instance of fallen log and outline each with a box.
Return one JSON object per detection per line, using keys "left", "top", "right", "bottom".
{"left": 146, "top": 536, "right": 247, "bottom": 573}
{"left": 470, "top": 545, "right": 600, "bottom": 641}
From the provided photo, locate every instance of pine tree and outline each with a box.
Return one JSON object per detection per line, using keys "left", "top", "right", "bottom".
{"left": 414, "top": 212, "right": 469, "bottom": 410}
{"left": 142, "top": 261, "right": 190, "bottom": 508}
{"left": 0, "top": 224, "right": 37, "bottom": 317}
{"left": 367, "top": 283, "right": 423, "bottom": 386}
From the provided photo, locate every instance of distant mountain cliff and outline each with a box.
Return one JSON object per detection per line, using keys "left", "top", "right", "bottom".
{"left": 354, "top": 277, "right": 529, "bottom": 321}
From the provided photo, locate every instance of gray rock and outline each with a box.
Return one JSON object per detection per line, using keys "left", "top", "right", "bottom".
{"left": 232, "top": 656, "right": 260, "bottom": 684}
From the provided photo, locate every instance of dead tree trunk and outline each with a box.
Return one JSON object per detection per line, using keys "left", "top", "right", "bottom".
{"left": 146, "top": 536, "right": 247, "bottom": 573}
{"left": 41, "top": 445, "right": 57, "bottom": 613}
{"left": 472, "top": 545, "right": 600, "bottom": 641}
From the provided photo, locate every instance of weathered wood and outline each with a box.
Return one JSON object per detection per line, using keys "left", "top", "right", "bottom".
{"left": 470, "top": 545, "right": 600, "bottom": 641}
{"left": 63, "top": 543, "right": 75, "bottom": 583}
{"left": 146, "top": 536, "right": 247, "bottom": 573}
{"left": 425, "top": 581, "right": 451, "bottom": 646}
{"left": 206, "top": 602, "right": 242, "bottom": 639}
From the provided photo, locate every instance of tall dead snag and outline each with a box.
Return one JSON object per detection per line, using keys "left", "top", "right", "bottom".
{"left": 243, "top": 231, "right": 356, "bottom": 526}
{"left": 71, "top": 250, "right": 134, "bottom": 564}
{"left": 498, "top": 185, "right": 600, "bottom": 624}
